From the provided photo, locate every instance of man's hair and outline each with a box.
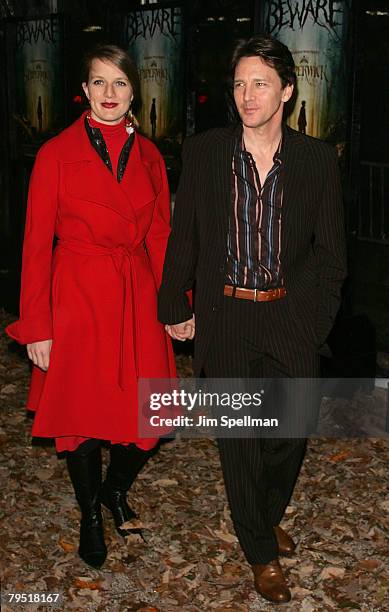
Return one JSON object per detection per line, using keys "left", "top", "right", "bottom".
{"left": 231, "top": 34, "right": 296, "bottom": 89}
{"left": 81, "top": 44, "right": 140, "bottom": 105}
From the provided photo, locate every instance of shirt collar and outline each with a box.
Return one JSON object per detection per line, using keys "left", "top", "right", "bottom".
{"left": 235, "top": 122, "right": 289, "bottom": 164}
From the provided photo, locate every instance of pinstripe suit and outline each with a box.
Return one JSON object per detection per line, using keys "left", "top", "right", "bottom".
{"left": 158, "top": 123, "right": 347, "bottom": 563}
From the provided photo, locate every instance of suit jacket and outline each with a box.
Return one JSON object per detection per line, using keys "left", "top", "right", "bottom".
{"left": 158, "top": 124, "right": 347, "bottom": 375}
{"left": 6, "top": 111, "right": 175, "bottom": 444}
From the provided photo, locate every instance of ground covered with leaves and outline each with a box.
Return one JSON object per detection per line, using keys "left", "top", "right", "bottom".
{"left": 1, "top": 309, "right": 389, "bottom": 612}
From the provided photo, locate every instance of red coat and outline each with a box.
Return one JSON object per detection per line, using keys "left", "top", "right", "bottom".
{"left": 6, "top": 112, "right": 176, "bottom": 447}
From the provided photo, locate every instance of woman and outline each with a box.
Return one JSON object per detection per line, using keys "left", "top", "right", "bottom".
{"left": 6, "top": 45, "right": 176, "bottom": 569}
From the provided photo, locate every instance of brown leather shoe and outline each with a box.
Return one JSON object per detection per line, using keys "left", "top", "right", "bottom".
{"left": 274, "top": 525, "right": 296, "bottom": 557}
{"left": 252, "top": 559, "right": 291, "bottom": 604}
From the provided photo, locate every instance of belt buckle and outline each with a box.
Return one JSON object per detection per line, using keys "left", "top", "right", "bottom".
{"left": 253, "top": 288, "right": 257, "bottom": 302}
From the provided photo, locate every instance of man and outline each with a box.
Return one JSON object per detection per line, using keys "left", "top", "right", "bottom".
{"left": 158, "top": 34, "right": 346, "bottom": 604}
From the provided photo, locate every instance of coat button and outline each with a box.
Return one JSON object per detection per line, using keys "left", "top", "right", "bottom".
{"left": 212, "top": 305, "right": 218, "bottom": 312}
{"left": 219, "top": 265, "right": 224, "bottom": 272}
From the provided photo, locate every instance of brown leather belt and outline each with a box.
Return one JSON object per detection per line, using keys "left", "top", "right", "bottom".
{"left": 224, "top": 285, "right": 286, "bottom": 302}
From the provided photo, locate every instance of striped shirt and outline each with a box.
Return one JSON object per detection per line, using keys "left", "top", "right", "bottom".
{"left": 226, "top": 128, "right": 285, "bottom": 289}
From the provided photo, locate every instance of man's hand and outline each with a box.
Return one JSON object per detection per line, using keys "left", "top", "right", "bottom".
{"left": 165, "top": 316, "right": 195, "bottom": 341}
{"left": 27, "top": 339, "right": 53, "bottom": 371}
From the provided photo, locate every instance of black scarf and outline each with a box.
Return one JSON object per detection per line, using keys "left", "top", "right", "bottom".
{"left": 84, "top": 117, "right": 135, "bottom": 183}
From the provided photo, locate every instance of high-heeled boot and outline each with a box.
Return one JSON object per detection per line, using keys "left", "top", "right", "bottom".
{"left": 66, "top": 444, "right": 107, "bottom": 568}
{"left": 101, "top": 443, "right": 153, "bottom": 538}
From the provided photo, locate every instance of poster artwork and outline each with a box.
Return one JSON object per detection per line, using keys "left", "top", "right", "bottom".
{"left": 15, "top": 16, "right": 63, "bottom": 135}
{"left": 262, "top": 0, "right": 351, "bottom": 142}
{"left": 125, "top": 6, "right": 184, "bottom": 141}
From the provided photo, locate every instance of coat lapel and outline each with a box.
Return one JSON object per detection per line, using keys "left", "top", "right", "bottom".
{"left": 60, "top": 114, "right": 157, "bottom": 224}
{"left": 120, "top": 134, "right": 160, "bottom": 214}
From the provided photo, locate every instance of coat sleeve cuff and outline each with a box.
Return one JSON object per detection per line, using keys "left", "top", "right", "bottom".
{"left": 5, "top": 312, "right": 53, "bottom": 345}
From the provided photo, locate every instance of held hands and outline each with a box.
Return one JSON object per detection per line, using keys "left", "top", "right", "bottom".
{"left": 27, "top": 339, "right": 53, "bottom": 371}
{"left": 165, "top": 316, "right": 195, "bottom": 341}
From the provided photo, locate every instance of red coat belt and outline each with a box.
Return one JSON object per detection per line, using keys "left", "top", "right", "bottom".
{"left": 56, "top": 238, "right": 146, "bottom": 391}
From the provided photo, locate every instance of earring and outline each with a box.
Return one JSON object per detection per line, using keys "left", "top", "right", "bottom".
{"left": 125, "top": 108, "right": 135, "bottom": 135}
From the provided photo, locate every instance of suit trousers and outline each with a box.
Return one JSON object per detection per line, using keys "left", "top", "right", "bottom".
{"left": 202, "top": 295, "right": 320, "bottom": 565}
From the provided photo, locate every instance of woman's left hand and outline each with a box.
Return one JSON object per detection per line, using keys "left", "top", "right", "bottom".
{"left": 27, "top": 339, "right": 53, "bottom": 371}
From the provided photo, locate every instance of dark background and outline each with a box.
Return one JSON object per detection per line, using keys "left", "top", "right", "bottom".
{"left": 0, "top": 0, "right": 388, "bottom": 367}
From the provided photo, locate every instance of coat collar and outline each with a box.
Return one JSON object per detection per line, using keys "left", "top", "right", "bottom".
{"left": 84, "top": 116, "right": 135, "bottom": 182}
{"left": 60, "top": 111, "right": 151, "bottom": 164}
{"left": 58, "top": 112, "right": 159, "bottom": 223}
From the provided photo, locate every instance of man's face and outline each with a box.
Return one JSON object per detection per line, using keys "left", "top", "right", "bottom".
{"left": 233, "top": 56, "right": 293, "bottom": 130}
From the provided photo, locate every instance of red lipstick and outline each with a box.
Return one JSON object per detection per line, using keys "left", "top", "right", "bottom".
{"left": 102, "top": 103, "right": 118, "bottom": 108}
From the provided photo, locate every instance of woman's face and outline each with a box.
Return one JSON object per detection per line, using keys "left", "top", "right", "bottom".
{"left": 82, "top": 58, "right": 133, "bottom": 125}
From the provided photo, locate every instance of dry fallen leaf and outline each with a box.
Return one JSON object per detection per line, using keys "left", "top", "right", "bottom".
{"left": 356, "top": 559, "right": 381, "bottom": 571}
{"left": 282, "top": 557, "right": 298, "bottom": 567}
{"left": 120, "top": 519, "right": 153, "bottom": 529}
{"left": 175, "top": 563, "right": 197, "bottom": 579}
{"left": 124, "top": 532, "right": 144, "bottom": 544}
{"left": 328, "top": 451, "right": 352, "bottom": 463}
{"left": 320, "top": 566, "right": 346, "bottom": 580}
{"left": 152, "top": 478, "right": 178, "bottom": 487}
{"left": 162, "top": 568, "right": 171, "bottom": 584}
{"left": 35, "top": 468, "right": 54, "bottom": 481}
{"left": 167, "top": 555, "right": 187, "bottom": 565}
{"left": 74, "top": 577, "right": 103, "bottom": 590}
{"left": 1, "top": 313, "right": 388, "bottom": 612}
{"left": 0, "top": 383, "right": 17, "bottom": 395}
{"left": 213, "top": 530, "right": 238, "bottom": 544}
{"left": 298, "top": 599, "right": 316, "bottom": 612}
{"left": 58, "top": 538, "right": 76, "bottom": 553}
{"left": 291, "top": 586, "right": 313, "bottom": 598}
{"left": 297, "top": 564, "right": 315, "bottom": 577}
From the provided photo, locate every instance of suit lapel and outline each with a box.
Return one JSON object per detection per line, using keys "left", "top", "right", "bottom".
{"left": 208, "top": 124, "right": 308, "bottom": 268}
{"left": 212, "top": 126, "right": 239, "bottom": 254}
{"left": 281, "top": 127, "right": 307, "bottom": 258}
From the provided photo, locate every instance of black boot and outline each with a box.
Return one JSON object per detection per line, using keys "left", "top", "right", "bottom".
{"left": 66, "top": 443, "right": 107, "bottom": 568}
{"left": 101, "top": 443, "right": 153, "bottom": 539}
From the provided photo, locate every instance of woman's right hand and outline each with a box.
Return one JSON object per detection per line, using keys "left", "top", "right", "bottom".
{"left": 27, "top": 339, "right": 53, "bottom": 371}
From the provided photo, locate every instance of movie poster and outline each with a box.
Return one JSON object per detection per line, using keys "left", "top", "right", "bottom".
{"left": 124, "top": 4, "right": 184, "bottom": 142}
{"left": 261, "top": 1, "right": 351, "bottom": 143}
{"left": 13, "top": 16, "right": 63, "bottom": 138}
